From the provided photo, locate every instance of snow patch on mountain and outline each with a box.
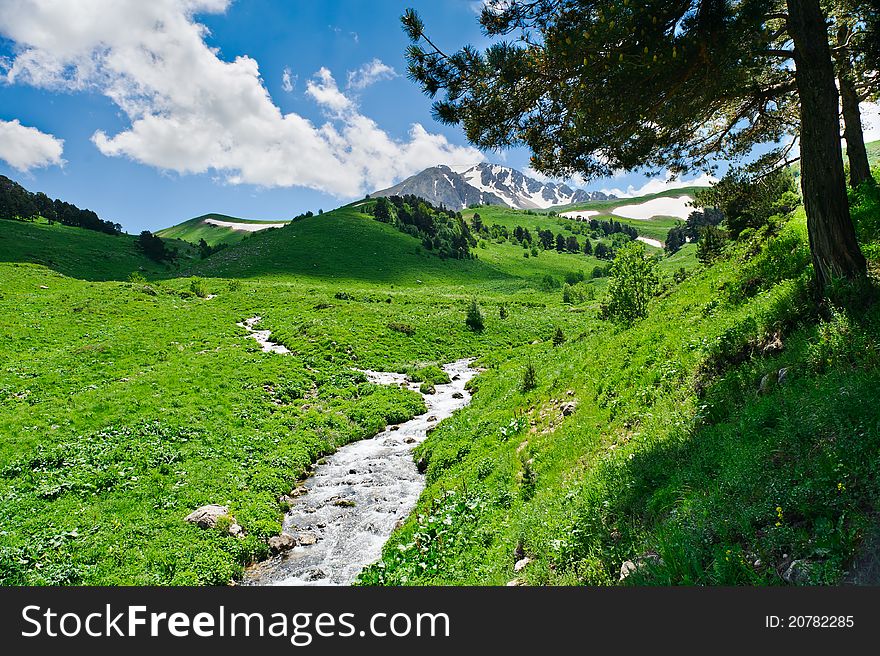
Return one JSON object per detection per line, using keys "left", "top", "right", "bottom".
{"left": 371, "top": 163, "right": 614, "bottom": 210}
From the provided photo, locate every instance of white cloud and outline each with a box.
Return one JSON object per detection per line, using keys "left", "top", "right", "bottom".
{"left": 0, "top": 0, "right": 482, "bottom": 196}
{"left": 600, "top": 172, "right": 716, "bottom": 198}
{"left": 0, "top": 118, "right": 64, "bottom": 171}
{"left": 281, "top": 66, "right": 295, "bottom": 93}
{"left": 861, "top": 101, "right": 880, "bottom": 143}
{"left": 346, "top": 58, "right": 397, "bottom": 90}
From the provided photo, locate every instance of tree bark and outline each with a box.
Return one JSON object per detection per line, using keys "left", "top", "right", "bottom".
{"left": 835, "top": 25, "right": 874, "bottom": 188}
{"left": 836, "top": 46, "right": 874, "bottom": 187}
{"left": 787, "top": 0, "right": 866, "bottom": 290}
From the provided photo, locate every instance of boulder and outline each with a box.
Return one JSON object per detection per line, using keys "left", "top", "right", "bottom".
{"left": 297, "top": 532, "right": 318, "bottom": 546}
{"left": 758, "top": 373, "right": 773, "bottom": 394}
{"left": 561, "top": 401, "right": 578, "bottom": 416}
{"left": 506, "top": 578, "right": 526, "bottom": 586}
{"left": 619, "top": 552, "right": 663, "bottom": 581}
{"left": 514, "top": 557, "right": 532, "bottom": 572}
{"left": 184, "top": 505, "right": 230, "bottom": 529}
{"left": 781, "top": 559, "right": 814, "bottom": 585}
{"left": 452, "top": 392, "right": 464, "bottom": 399}
{"left": 619, "top": 560, "right": 639, "bottom": 581}
{"left": 268, "top": 534, "right": 296, "bottom": 553}
{"left": 777, "top": 368, "right": 789, "bottom": 386}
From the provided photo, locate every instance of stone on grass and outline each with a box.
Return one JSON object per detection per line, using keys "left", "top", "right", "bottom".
{"left": 184, "top": 505, "right": 229, "bottom": 529}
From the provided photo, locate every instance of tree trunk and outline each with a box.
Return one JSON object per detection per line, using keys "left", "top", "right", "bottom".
{"left": 836, "top": 51, "right": 873, "bottom": 188}
{"left": 787, "top": 0, "right": 866, "bottom": 290}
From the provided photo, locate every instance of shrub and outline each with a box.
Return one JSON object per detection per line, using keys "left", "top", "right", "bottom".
{"left": 519, "top": 453, "right": 537, "bottom": 500}
{"left": 541, "top": 274, "right": 561, "bottom": 290}
{"left": 562, "top": 283, "right": 584, "bottom": 305}
{"left": 552, "top": 327, "right": 566, "bottom": 346}
{"left": 696, "top": 225, "right": 728, "bottom": 264}
{"left": 388, "top": 322, "right": 415, "bottom": 336}
{"left": 189, "top": 277, "right": 209, "bottom": 298}
{"left": 499, "top": 306, "right": 509, "bottom": 320}
{"left": 564, "top": 270, "right": 585, "bottom": 285}
{"left": 128, "top": 271, "right": 147, "bottom": 285}
{"left": 731, "top": 221, "right": 811, "bottom": 300}
{"left": 693, "top": 167, "right": 800, "bottom": 238}
{"left": 466, "top": 298, "right": 485, "bottom": 331}
{"left": 408, "top": 365, "right": 451, "bottom": 385}
{"left": 522, "top": 358, "right": 538, "bottom": 392}
{"left": 600, "top": 242, "right": 659, "bottom": 324}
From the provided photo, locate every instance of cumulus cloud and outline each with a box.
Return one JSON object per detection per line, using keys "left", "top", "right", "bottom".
{"left": 0, "top": 118, "right": 64, "bottom": 171}
{"left": 281, "top": 66, "right": 295, "bottom": 93}
{"left": 0, "top": 0, "right": 482, "bottom": 196}
{"left": 347, "top": 58, "right": 397, "bottom": 90}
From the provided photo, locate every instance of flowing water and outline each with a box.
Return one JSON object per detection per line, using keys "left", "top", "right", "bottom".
{"left": 238, "top": 317, "right": 477, "bottom": 585}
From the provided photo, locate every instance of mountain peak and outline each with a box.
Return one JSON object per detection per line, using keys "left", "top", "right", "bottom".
{"left": 371, "top": 164, "right": 614, "bottom": 210}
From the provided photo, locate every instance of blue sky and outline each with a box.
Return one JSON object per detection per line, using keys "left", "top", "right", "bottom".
{"left": 0, "top": 1, "right": 740, "bottom": 232}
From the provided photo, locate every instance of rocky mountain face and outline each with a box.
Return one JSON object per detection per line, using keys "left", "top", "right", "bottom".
{"left": 371, "top": 163, "right": 614, "bottom": 210}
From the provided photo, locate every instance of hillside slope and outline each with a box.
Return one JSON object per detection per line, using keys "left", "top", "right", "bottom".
{"left": 0, "top": 218, "right": 194, "bottom": 281}
{"left": 157, "top": 213, "right": 290, "bottom": 247}
{"left": 359, "top": 188, "right": 880, "bottom": 586}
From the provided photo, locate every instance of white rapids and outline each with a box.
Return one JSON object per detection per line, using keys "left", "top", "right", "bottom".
{"left": 238, "top": 316, "right": 291, "bottom": 354}
{"left": 237, "top": 317, "right": 478, "bottom": 585}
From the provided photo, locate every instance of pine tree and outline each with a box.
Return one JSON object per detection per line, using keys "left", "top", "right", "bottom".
{"left": 402, "top": 1, "right": 869, "bottom": 292}
{"left": 552, "top": 327, "right": 566, "bottom": 346}
{"left": 466, "top": 298, "right": 485, "bottom": 331}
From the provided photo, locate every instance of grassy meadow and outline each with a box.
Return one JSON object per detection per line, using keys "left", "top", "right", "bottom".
{"left": 156, "top": 213, "right": 291, "bottom": 248}
{"left": 1, "top": 173, "right": 879, "bottom": 587}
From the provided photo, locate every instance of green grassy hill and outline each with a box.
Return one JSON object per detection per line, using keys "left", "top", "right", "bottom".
{"left": 1, "top": 170, "right": 878, "bottom": 587}
{"left": 0, "top": 218, "right": 196, "bottom": 281}
{"left": 552, "top": 185, "right": 706, "bottom": 214}
{"left": 157, "top": 213, "right": 290, "bottom": 247}
{"left": 360, "top": 197, "right": 880, "bottom": 586}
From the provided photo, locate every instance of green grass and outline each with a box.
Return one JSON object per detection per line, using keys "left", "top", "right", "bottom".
{"left": 0, "top": 218, "right": 196, "bottom": 281}
{"left": 466, "top": 199, "right": 686, "bottom": 247}
{"left": 0, "top": 203, "right": 622, "bottom": 584}
{"left": 157, "top": 213, "right": 290, "bottom": 247}
{"left": 1, "top": 181, "right": 877, "bottom": 588}
{"left": 358, "top": 203, "right": 880, "bottom": 587}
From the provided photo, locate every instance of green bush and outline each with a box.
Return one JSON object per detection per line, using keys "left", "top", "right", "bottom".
{"left": 466, "top": 298, "right": 485, "bottom": 331}
{"left": 521, "top": 358, "right": 538, "bottom": 392}
{"left": 541, "top": 274, "right": 561, "bottom": 290}
{"left": 388, "top": 322, "right": 415, "bottom": 336}
{"left": 552, "top": 326, "right": 566, "bottom": 346}
{"left": 600, "top": 242, "right": 659, "bottom": 324}
{"left": 408, "top": 365, "right": 451, "bottom": 386}
{"left": 190, "top": 277, "right": 209, "bottom": 298}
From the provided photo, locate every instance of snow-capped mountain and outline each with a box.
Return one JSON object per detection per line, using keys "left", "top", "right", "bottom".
{"left": 370, "top": 163, "right": 614, "bottom": 210}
